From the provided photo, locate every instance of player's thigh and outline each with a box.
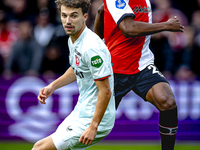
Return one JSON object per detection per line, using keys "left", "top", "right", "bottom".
{"left": 146, "top": 82, "right": 176, "bottom": 111}
{"left": 32, "top": 136, "right": 56, "bottom": 150}
{"left": 132, "top": 64, "right": 168, "bottom": 101}
{"left": 51, "top": 117, "right": 111, "bottom": 150}
{"left": 69, "top": 130, "right": 109, "bottom": 150}
{"left": 132, "top": 64, "right": 176, "bottom": 111}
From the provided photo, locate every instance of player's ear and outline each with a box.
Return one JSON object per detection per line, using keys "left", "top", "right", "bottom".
{"left": 84, "top": 13, "right": 88, "bottom": 21}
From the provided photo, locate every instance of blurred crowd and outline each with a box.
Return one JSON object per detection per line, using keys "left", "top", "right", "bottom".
{"left": 0, "top": 0, "right": 200, "bottom": 81}
{"left": 150, "top": 0, "right": 200, "bottom": 81}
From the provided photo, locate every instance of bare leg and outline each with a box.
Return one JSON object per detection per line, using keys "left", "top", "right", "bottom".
{"left": 146, "top": 82, "right": 178, "bottom": 150}
{"left": 146, "top": 82, "right": 176, "bottom": 111}
{"left": 32, "top": 136, "right": 57, "bottom": 150}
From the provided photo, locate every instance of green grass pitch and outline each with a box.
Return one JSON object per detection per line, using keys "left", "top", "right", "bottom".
{"left": 0, "top": 141, "right": 200, "bottom": 150}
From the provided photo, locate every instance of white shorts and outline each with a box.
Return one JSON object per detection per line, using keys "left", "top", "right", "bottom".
{"left": 51, "top": 117, "right": 111, "bottom": 150}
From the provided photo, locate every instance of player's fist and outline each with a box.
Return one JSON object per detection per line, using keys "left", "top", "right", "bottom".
{"left": 37, "top": 86, "right": 54, "bottom": 104}
{"left": 166, "top": 16, "right": 184, "bottom": 32}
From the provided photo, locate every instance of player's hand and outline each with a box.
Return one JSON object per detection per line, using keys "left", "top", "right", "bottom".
{"left": 37, "top": 86, "right": 54, "bottom": 104}
{"left": 79, "top": 126, "right": 97, "bottom": 145}
{"left": 166, "top": 16, "right": 184, "bottom": 32}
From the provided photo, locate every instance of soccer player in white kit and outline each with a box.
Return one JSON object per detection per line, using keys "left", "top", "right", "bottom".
{"left": 32, "top": 0, "right": 115, "bottom": 150}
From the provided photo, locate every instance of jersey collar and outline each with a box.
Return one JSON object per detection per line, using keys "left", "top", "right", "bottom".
{"left": 69, "top": 26, "right": 88, "bottom": 47}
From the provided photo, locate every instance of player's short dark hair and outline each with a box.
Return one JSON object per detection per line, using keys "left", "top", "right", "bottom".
{"left": 55, "top": 0, "right": 91, "bottom": 14}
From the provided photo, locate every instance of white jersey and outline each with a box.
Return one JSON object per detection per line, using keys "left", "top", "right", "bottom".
{"left": 68, "top": 27, "right": 115, "bottom": 132}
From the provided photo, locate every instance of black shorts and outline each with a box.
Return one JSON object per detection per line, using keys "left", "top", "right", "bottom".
{"left": 114, "top": 64, "right": 169, "bottom": 109}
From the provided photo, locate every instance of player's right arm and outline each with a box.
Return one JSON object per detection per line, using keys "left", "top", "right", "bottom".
{"left": 38, "top": 67, "right": 76, "bottom": 104}
{"left": 79, "top": 77, "right": 112, "bottom": 145}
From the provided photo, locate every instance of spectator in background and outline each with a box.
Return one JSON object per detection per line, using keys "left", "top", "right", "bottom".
{"left": 174, "top": 26, "right": 197, "bottom": 81}
{"left": 151, "top": 0, "right": 200, "bottom": 80}
{"left": 33, "top": 8, "right": 55, "bottom": 48}
{"left": 171, "top": 10, "right": 200, "bottom": 80}
{"left": 49, "top": 24, "right": 70, "bottom": 75}
{"left": 198, "top": 0, "right": 200, "bottom": 8}
{"left": 40, "top": 43, "right": 69, "bottom": 79}
{"left": 47, "top": 7, "right": 70, "bottom": 75}
{"left": 150, "top": 34, "right": 174, "bottom": 80}
{"left": 191, "top": 10, "right": 200, "bottom": 45}
{"left": 0, "top": 53, "right": 3, "bottom": 74}
{"left": 0, "top": 0, "right": 10, "bottom": 16}
{"left": 3, "top": 20, "right": 43, "bottom": 79}
{"left": 36, "top": 0, "right": 57, "bottom": 25}
{"left": 0, "top": 17, "right": 19, "bottom": 65}
{"left": 153, "top": 0, "right": 188, "bottom": 26}
{"left": 190, "top": 10, "right": 200, "bottom": 77}
{"left": 151, "top": 0, "right": 189, "bottom": 78}
{"left": 169, "top": 0, "right": 200, "bottom": 23}
{"left": 4, "top": 0, "right": 36, "bottom": 24}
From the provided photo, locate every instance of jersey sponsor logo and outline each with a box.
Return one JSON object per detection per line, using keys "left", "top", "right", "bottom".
{"left": 72, "top": 67, "right": 84, "bottom": 78}
{"left": 75, "top": 70, "right": 84, "bottom": 78}
{"left": 115, "top": 0, "right": 126, "bottom": 9}
{"left": 91, "top": 55, "right": 103, "bottom": 68}
{"left": 75, "top": 55, "right": 80, "bottom": 67}
{"left": 133, "top": 6, "right": 151, "bottom": 14}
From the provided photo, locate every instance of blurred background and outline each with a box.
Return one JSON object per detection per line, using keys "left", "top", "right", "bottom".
{"left": 0, "top": 0, "right": 200, "bottom": 149}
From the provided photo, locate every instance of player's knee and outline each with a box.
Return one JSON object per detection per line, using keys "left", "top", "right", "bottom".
{"left": 32, "top": 142, "right": 39, "bottom": 150}
{"left": 159, "top": 95, "right": 176, "bottom": 111}
{"left": 32, "top": 140, "right": 43, "bottom": 150}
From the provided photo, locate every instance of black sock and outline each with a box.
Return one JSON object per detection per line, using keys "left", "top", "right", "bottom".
{"left": 159, "top": 107, "right": 178, "bottom": 150}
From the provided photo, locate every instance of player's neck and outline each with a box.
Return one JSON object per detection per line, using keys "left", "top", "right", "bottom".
{"left": 71, "top": 24, "right": 86, "bottom": 43}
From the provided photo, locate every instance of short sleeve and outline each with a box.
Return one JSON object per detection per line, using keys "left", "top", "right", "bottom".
{"left": 105, "top": 0, "right": 135, "bottom": 26}
{"left": 83, "top": 48, "right": 111, "bottom": 81}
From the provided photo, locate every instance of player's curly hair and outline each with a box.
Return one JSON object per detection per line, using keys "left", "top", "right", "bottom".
{"left": 55, "top": 0, "right": 91, "bottom": 14}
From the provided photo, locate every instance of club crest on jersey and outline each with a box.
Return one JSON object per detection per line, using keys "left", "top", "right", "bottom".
{"left": 91, "top": 55, "right": 103, "bottom": 68}
{"left": 75, "top": 55, "right": 80, "bottom": 66}
{"left": 115, "top": 0, "right": 126, "bottom": 9}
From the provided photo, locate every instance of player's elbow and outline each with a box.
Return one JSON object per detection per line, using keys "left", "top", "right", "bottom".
{"left": 120, "top": 23, "right": 139, "bottom": 38}
{"left": 121, "top": 28, "right": 139, "bottom": 38}
{"left": 104, "top": 87, "right": 112, "bottom": 100}
{"left": 121, "top": 30, "right": 132, "bottom": 38}
{"left": 97, "top": 4, "right": 104, "bottom": 15}
{"left": 119, "top": 18, "right": 141, "bottom": 38}
{"left": 107, "top": 88, "right": 112, "bottom": 99}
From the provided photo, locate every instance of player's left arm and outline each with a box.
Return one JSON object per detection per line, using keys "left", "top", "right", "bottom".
{"left": 119, "top": 16, "right": 184, "bottom": 38}
{"left": 104, "top": 0, "right": 184, "bottom": 38}
{"left": 94, "top": 4, "right": 104, "bottom": 39}
{"left": 79, "top": 77, "right": 111, "bottom": 145}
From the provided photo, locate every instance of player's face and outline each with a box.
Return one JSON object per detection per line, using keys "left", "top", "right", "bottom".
{"left": 61, "top": 5, "right": 87, "bottom": 41}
